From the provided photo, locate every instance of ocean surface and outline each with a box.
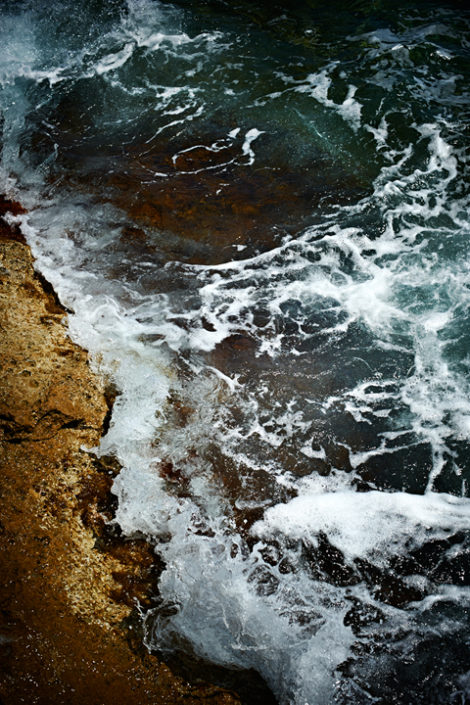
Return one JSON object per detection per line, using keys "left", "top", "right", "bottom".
{"left": 1, "top": 0, "right": 470, "bottom": 702}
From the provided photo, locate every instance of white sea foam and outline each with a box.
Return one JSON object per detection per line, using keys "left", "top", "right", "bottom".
{"left": 254, "top": 490, "right": 470, "bottom": 562}
{"left": 95, "top": 43, "right": 135, "bottom": 75}
{"left": 2, "top": 2, "right": 470, "bottom": 703}
{"left": 293, "top": 69, "right": 363, "bottom": 132}
{"left": 241, "top": 128, "right": 264, "bottom": 165}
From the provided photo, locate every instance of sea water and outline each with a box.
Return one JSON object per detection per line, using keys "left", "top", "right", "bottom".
{"left": 1, "top": 0, "right": 470, "bottom": 702}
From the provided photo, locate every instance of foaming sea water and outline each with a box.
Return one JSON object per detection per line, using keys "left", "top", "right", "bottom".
{"left": 1, "top": 0, "right": 470, "bottom": 703}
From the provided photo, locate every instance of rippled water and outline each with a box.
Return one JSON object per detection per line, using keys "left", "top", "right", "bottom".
{"left": 1, "top": 0, "right": 470, "bottom": 702}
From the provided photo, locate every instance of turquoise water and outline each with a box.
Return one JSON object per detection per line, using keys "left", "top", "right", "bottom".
{"left": 1, "top": 1, "right": 470, "bottom": 702}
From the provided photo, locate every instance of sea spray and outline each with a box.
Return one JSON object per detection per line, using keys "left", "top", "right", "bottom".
{"left": 1, "top": 0, "right": 470, "bottom": 702}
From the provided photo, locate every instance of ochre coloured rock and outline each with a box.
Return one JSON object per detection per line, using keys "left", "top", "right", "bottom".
{"left": 0, "top": 199, "right": 240, "bottom": 705}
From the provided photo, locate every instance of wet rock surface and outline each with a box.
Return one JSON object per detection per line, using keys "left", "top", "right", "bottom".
{"left": 35, "top": 110, "right": 365, "bottom": 266}
{"left": 0, "top": 198, "right": 240, "bottom": 705}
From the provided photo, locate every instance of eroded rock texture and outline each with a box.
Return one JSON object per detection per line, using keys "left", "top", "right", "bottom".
{"left": 0, "top": 198, "right": 239, "bottom": 705}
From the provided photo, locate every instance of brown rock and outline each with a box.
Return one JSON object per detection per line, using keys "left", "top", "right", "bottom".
{"left": 0, "top": 200, "right": 240, "bottom": 705}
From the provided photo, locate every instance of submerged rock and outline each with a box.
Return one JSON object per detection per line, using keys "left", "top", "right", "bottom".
{"left": 0, "top": 198, "right": 240, "bottom": 705}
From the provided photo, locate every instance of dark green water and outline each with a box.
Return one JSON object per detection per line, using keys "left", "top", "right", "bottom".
{"left": 1, "top": 1, "right": 470, "bottom": 703}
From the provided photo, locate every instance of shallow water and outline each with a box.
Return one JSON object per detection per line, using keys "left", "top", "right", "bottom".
{"left": 1, "top": 0, "right": 470, "bottom": 702}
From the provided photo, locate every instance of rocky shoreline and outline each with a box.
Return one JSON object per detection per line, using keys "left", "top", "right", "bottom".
{"left": 0, "top": 197, "right": 240, "bottom": 705}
